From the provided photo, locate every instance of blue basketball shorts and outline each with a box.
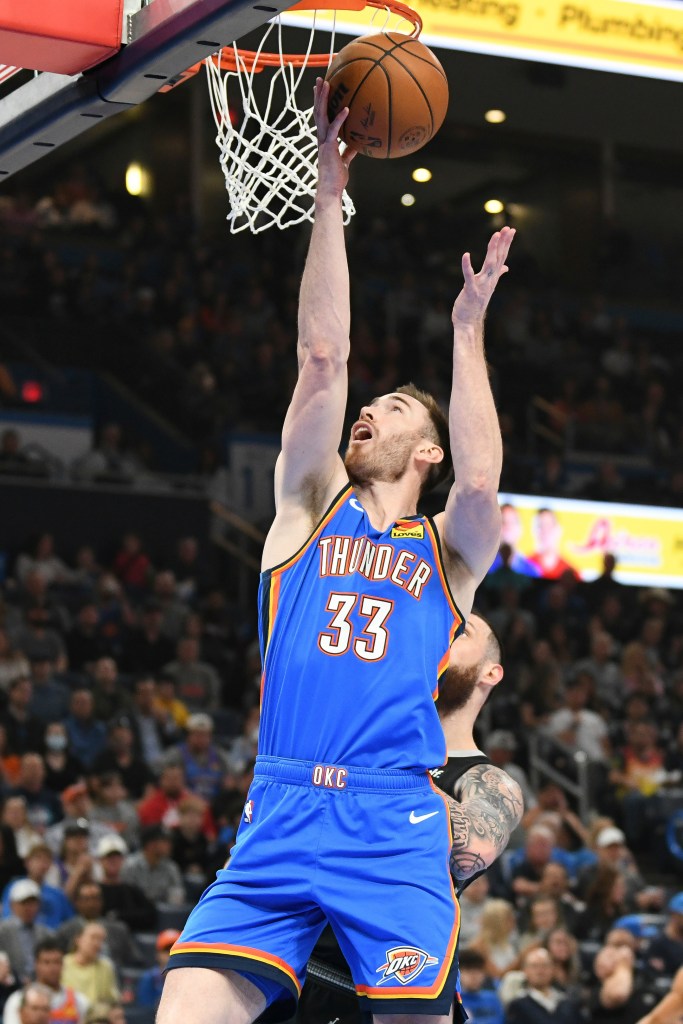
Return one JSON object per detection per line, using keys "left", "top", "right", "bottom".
{"left": 168, "top": 755, "right": 463, "bottom": 1021}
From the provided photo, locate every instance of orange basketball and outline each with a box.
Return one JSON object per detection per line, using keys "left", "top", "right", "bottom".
{"left": 325, "top": 31, "right": 448, "bottom": 159}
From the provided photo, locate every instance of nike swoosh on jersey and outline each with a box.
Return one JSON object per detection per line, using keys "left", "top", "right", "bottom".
{"left": 409, "top": 810, "right": 439, "bottom": 824}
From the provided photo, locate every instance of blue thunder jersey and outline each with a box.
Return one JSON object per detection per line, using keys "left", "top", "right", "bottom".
{"left": 258, "top": 484, "right": 464, "bottom": 770}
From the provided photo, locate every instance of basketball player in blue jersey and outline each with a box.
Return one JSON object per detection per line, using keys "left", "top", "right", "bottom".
{"left": 160, "top": 81, "right": 516, "bottom": 1024}
{"left": 296, "top": 611, "right": 524, "bottom": 1024}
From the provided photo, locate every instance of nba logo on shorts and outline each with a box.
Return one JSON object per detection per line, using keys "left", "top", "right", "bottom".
{"left": 243, "top": 800, "right": 254, "bottom": 823}
{"left": 375, "top": 946, "right": 438, "bottom": 985}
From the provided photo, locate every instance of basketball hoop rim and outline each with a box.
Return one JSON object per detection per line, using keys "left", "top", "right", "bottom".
{"left": 160, "top": 0, "right": 422, "bottom": 87}
{"left": 223, "top": 0, "right": 422, "bottom": 69}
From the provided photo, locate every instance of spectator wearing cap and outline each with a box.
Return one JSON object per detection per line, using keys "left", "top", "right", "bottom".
{"left": 0, "top": 880, "right": 53, "bottom": 983}
{"left": 90, "top": 719, "right": 153, "bottom": 802}
{"left": 88, "top": 660, "right": 131, "bottom": 725}
{"left": 9, "top": 755, "right": 62, "bottom": 832}
{"left": 137, "top": 761, "right": 214, "bottom": 837}
{"left": 2, "top": 936, "right": 89, "bottom": 1024}
{"left": 577, "top": 826, "right": 664, "bottom": 913}
{"left": 56, "top": 881, "right": 139, "bottom": 968}
{"left": 27, "top": 660, "right": 70, "bottom": 727}
{"left": 135, "top": 929, "right": 180, "bottom": 1009}
{"left": 88, "top": 774, "right": 138, "bottom": 851}
{"left": 45, "top": 786, "right": 115, "bottom": 862}
{"left": 127, "top": 677, "right": 179, "bottom": 770}
{"left": 0, "top": 841, "right": 72, "bottom": 930}
{"left": 177, "top": 714, "right": 229, "bottom": 802}
{"left": 60, "top": 922, "right": 119, "bottom": 1006}
{"left": 120, "top": 825, "right": 185, "bottom": 906}
{"left": 1, "top": 680, "right": 44, "bottom": 757}
{"left": 161, "top": 638, "right": 221, "bottom": 713}
{"left": 41, "top": 724, "right": 82, "bottom": 798}
{"left": 94, "top": 835, "right": 156, "bottom": 933}
{"left": 505, "top": 946, "right": 577, "bottom": 1024}
{"left": 645, "top": 893, "right": 683, "bottom": 978}
{"left": 121, "top": 601, "right": 174, "bottom": 675}
{"left": 63, "top": 693, "right": 106, "bottom": 772}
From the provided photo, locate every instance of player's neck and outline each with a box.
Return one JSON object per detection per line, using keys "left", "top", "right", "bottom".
{"left": 440, "top": 708, "right": 479, "bottom": 751}
{"left": 351, "top": 477, "right": 421, "bottom": 531}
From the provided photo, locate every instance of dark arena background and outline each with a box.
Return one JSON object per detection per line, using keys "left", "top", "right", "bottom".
{"left": 0, "top": 0, "right": 682, "bottom": 1021}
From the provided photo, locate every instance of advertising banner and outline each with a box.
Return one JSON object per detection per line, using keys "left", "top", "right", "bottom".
{"left": 286, "top": 0, "right": 683, "bottom": 82}
{"left": 491, "top": 492, "right": 683, "bottom": 588}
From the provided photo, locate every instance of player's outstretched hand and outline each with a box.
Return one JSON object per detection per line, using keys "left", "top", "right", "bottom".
{"left": 313, "top": 78, "right": 357, "bottom": 199}
{"left": 452, "top": 226, "right": 516, "bottom": 326}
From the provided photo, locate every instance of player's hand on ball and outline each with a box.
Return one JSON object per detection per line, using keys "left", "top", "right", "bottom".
{"left": 452, "top": 226, "right": 516, "bottom": 326}
{"left": 313, "top": 78, "right": 357, "bottom": 199}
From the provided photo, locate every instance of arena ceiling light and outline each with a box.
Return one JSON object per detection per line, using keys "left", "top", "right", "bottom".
{"left": 401, "top": 193, "right": 416, "bottom": 207}
{"left": 411, "top": 167, "right": 432, "bottom": 183}
{"left": 484, "top": 198, "right": 505, "bottom": 214}
{"left": 485, "top": 109, "right": 506, "bottom": 124}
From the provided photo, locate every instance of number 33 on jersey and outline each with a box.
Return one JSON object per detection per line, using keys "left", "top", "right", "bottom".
{"left": 257, "top": 486, "right": 463, "bottom": 771}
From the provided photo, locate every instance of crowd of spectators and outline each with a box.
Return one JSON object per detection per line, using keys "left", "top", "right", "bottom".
{"left": 1, "top": 169, "right": 683, "bottom": 506}
{"left": 0, "top": 518, "right": 677, "bottom": 1022}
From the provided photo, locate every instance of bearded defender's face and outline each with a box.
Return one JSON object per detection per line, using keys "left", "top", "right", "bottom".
{"left": 438, "top": 614, "right": 493, "bottom": 713}
{"left": 344, "top": 393, "right": 433, "bottom": 488}
{"left": 437, "top": 662, "right": 480, "bottom": 714}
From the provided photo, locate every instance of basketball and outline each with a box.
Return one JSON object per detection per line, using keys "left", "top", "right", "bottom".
{"left": 325, "top": 31, "right": 448, "bottom": 159}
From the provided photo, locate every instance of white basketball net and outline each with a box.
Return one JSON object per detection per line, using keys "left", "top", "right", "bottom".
{"left": 205, "top": 2, "right": 417, "bottom": 234}
{"left": 206, "top": 14, "right": 355, "bottom": 234}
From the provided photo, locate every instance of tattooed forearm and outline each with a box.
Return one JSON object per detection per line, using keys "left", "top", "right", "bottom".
{"left": 445, "top": 766, "right": 524, "bottom": 881}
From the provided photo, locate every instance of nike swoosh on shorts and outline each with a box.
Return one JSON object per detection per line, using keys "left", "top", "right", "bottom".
{"left": 409, "top": 810, "right": 439, "bottom": 824}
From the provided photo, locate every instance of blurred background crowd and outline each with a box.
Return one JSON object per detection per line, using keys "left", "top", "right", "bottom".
{"left": 0, "top": 166, "right": 683, "bottom": 510}
{"left": 0, "top": 165, "right": 681, "bottom": 1024}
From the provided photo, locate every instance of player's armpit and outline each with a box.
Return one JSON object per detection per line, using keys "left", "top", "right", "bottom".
{"left": 446, "top": 766, "right": 524, "bottom": 881}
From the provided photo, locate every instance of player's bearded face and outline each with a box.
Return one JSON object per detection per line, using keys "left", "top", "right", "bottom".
{"left": 438, "top": 661, "right": 481, "bottom": 713}
{"left": 345, "top": 427, "right": 424, "bottom": 486}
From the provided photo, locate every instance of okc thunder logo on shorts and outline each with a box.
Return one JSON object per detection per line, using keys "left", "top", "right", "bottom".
{"left": 375, "top": 946, "right": 438, "bottom": 985}
{"left": 243, "top": 800, "right": 254, "bottom": 823}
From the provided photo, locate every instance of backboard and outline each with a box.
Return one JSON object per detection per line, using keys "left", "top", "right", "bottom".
{"left": 0, "top": 0, "right": 297, "bottom": 179}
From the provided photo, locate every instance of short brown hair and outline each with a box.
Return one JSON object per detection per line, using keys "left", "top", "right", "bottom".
{"left": 395, "top": 384, "right": 452, "bottom": 495}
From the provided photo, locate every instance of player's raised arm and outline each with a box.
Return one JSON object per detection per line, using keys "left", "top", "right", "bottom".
{"left": 437, "top": 228, "right": 515, "bottom": 613}
{"left": 446, "top": 763, "right": 524, "bottom": 881}
{"left": 275, "top": 80, "right": 357, "bottom": 519}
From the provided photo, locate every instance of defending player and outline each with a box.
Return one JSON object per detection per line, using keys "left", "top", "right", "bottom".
{"left": 159, "top": 82, "right": 515, "bottom": 1024}
{"left": 430, "top": 613, "right": 524, "bottom": 888}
